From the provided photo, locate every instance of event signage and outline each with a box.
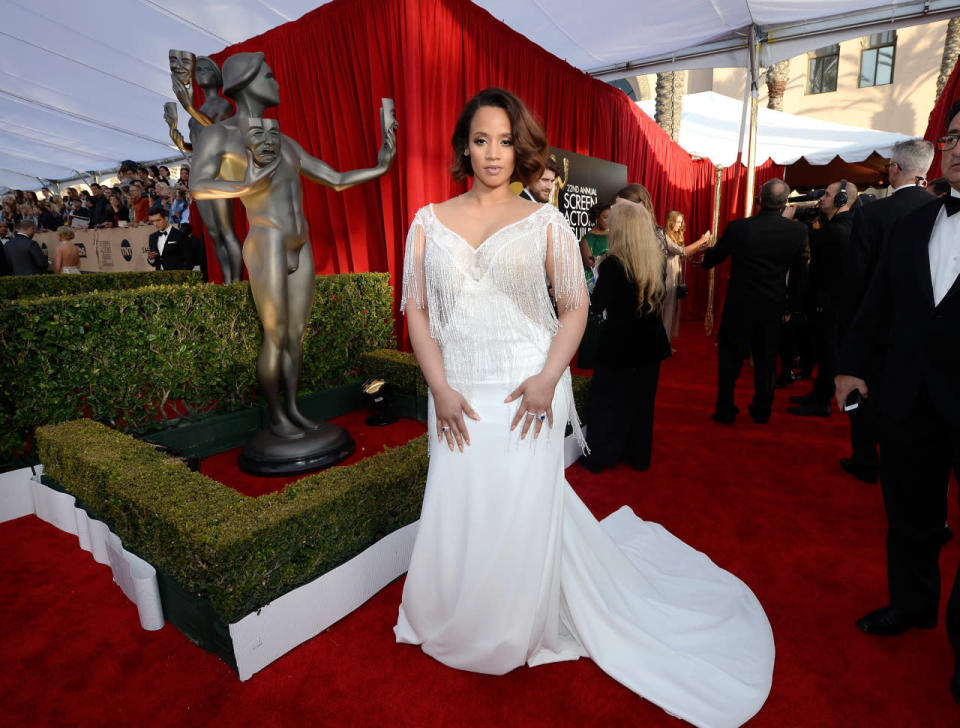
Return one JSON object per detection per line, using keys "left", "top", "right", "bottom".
{"left": 35, "top": 227, "right": 156, "bottom": 273}
{"left": 549, "top": 146, "right": 628, "bottom": 240}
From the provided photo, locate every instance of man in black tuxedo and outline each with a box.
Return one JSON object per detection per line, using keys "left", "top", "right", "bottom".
{"left": 702, "top": 178, "right": 809, "bottom": 424}
{"left": 836, "top": 139, "right": 935, "bottom": 483}
{"left": 788, "top": 179, "right": 857, "bottom": 418}
{"left": 520, "top": 157, "right": 560, "bottom": 203}
{"left": 835, "top": 100, "right": 960, "bottom": 705}
{"left": 4, "top": 220, "right": 48, "bottom": 275}
{"left": 146, "top": 206, "right": 193, "bottom": 270}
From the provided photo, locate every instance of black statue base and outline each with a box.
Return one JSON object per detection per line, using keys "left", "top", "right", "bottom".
{"left": 238, "top": 421, "right": 355, "bottom": 476}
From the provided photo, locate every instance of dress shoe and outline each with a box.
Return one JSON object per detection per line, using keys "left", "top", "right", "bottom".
{"left": 840, "top": 458, "right": 878, "bottom": 484}
{"left": 789, "top": 392, "right": 816, "bottom": 405}
{"left": 748, "top": 405, "right": 770, "bottom": 424}
{"left": 788, "top": 402, "right": 831, "bottom": 417}
{"left": 856, "top": 605, "right": 936, "bottom": 635}
{"left": 951, "top": 671, "right": 960, "bottom": 706}
{"left": 711, "top": 406, "right": 739, "bottom": 424}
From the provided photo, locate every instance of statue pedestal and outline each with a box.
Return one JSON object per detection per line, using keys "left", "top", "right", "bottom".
{"left": 238, "top": 421, "right": 355, "bottom": 476}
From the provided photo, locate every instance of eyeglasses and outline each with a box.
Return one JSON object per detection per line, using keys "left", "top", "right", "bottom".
{"left": 937, "top": 134, "right": 960, "bottom": 151}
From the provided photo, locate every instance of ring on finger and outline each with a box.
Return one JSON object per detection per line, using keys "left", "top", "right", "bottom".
{"left": 441, "top": 425, "right": 449, "bottom": 432}
{"left": 538, "top": 414, "right": 546, "bottom": 422}
{"left": 525, "top": 411, "right": 537, "bottom": 418}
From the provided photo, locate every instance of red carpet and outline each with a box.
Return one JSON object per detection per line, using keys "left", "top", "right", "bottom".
{"left": 2, "top": 319, "right": 958, "bottom": 727}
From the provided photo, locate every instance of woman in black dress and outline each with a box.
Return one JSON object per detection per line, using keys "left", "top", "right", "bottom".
{"left": 579, "top": 200, "right": 670, "bottom": 473}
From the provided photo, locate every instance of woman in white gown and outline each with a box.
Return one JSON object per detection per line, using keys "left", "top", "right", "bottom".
{"left": 395, "top": 88, "right": 775, "bottom": 728}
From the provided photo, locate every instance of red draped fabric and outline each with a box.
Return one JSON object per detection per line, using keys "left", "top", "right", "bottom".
{"left": 192, "top": 0, "right": 782, "bottom": 342}
{"left": 925, "top": 57, "right": 960, "bottom": 180}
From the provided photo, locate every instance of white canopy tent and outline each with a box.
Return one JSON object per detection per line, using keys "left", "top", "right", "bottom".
{"left": 1, "top": 0, "right": 959, "bottom": 191}
{"left": 636, "top": 91, "right": 912, "bottom": 166}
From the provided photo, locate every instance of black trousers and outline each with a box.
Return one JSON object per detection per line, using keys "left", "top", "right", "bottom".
{"left": 582, "top": 361, "right": 661, "bottom": 471}
{"left": 878, "top": 388, "right": 960, "bottom": 662}
{"left": 847, "top": 390, "right": 880, "bottom": 468}
{"left": 715, "top": 316, "right": 779, "bottom": 419}
{"left": 810, "top": 308, "right": 839, "bottom": 404}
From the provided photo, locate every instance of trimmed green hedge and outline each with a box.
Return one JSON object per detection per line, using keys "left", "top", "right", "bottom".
{"left": 0, "top": 274, "right": 394, "bottom": 467}
{"left": 0, "top": 270, "right": 201, "bottom": 300}
{"left": 361, "top": 348, "right": 591, "bottom": 417}
{"left": 37, "top": 418, "right": 428, "bottom": 623}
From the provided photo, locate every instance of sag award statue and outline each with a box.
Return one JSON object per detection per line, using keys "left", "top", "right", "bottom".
{"left": 190, "top": 51, "right": 398, "bottom": 475}
{"left": 163, "top": 50, "right": 244, "bottom": 282}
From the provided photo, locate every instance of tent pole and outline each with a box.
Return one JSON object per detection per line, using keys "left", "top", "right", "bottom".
{"left": 705, "top": 163, "right": 723, "bottom": 336}
{"left": 743, "top": 24, "right": 760, "bottom": 219}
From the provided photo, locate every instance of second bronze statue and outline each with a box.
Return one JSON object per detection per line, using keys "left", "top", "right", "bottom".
{"left": 164, "top": 50, "right": 243, "bottom": 283}
{"left": 189, "top": 51, "right": 399, "bottom": 474}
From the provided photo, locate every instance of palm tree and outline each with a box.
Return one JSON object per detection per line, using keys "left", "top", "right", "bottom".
{"left": 765, "top": 60, "right": 790, "bottom": 111}
{"left": 937, "top": 17, "right": 960, "bottom": 100}
{"left": 655, "top": 71, "right": 685, "bottom": 141}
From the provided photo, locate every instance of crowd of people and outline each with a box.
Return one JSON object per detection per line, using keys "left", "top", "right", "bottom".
{"left": 0, "top": 161, "right": 191, "bottom": 234}
{"left": 0, "top": 161, "right": 207, "bottom": 276}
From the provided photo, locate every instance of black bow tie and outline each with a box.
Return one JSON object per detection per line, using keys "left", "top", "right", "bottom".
{"left": 944, "top": 195, "right": 960, "bottom": 217}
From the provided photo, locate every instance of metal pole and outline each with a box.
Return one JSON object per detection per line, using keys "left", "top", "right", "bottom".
{"left": 705, "top": 163, "right": 723, "bottom": 335}
{"left": 743, "top": 25, "right": 760, "bottom": 219}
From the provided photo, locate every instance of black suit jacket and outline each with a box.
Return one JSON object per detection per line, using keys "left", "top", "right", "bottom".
{"left": 841, "top": 185, "right": 932, "bottom": 326}
{"left": 808, "top": 209, "right": 854, "bottom": 314}
{"left": 702, "top": 209, "right": 810, "bottom": 325}
{"left": 838, "top": 198, "right": 960, "bottom": 426}
{"left": 4, "top": 233, "right": 48, "bottom": 275}
{"left": 519, "top": 188, "right": 536, "bottom": 202}
{"left": 88, "top": 195, "right": 112, "bottom": 228}
{"left": 148, "top": 226, "right": 193, "bottom": 270}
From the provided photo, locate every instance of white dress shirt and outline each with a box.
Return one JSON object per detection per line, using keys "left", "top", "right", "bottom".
{"left": 156, "top": 227, "right": 170, "bottom": 257}
{"left": 929, "top": 188, "right": 960, "bottom": 306}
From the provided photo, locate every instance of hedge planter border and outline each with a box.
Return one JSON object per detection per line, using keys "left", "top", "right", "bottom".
{"left": 36, "top": 419, "right": 428, "bottom": 630}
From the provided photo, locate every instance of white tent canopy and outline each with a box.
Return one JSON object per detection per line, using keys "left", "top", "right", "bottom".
{"left": 636, "top": 91, "right": 912, "bottom": 166}
{"left": 1, "top": 0, "right": 958, "bottom": 190}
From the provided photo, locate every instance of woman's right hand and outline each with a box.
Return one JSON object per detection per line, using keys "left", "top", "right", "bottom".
{"left": 433, "top": 385, "right": 481, "bottom": 452}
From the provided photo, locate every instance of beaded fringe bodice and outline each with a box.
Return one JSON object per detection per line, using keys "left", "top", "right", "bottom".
{"left": 401, "top": 203, "right": 587, "bottom": 448}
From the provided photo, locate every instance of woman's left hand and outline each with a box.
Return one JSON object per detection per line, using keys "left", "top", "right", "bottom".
{"left": 505, "top": 373, "right": 557, "bottom": 439}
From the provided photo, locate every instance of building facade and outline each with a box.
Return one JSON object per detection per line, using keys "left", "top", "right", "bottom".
{"left": 628, "top": 19, "right": 954, "bottom": 138}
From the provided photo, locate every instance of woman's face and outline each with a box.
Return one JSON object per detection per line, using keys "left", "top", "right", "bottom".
{"left": 597, "top": 208, "right": 611, "bottom": 231}
{"left": 672, "top": 216, "right": 684, "bottom": 233}
{"left": 466, "top": 105, "right": 515, "bottom": 190}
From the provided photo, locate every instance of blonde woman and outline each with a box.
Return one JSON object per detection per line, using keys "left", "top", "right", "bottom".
{"left": 579, "top": 201, "right": 671, "bottom": 472}
{"left": 54, "top": 226, "right": 81, "bottom": 273}
{"left": 663, "top": 210, "right": 710, "bottom": 342}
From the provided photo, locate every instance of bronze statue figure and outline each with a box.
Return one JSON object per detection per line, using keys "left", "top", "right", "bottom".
{"left": 190, "top": 51, "right": 398, "bottom": 473}
{"left": 163, "top": 50, "right": 244, "bottom": 283}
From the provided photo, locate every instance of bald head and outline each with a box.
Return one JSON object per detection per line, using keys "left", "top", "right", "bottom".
{"left": 759, "top": 178, "right": 790, "bottom": 210}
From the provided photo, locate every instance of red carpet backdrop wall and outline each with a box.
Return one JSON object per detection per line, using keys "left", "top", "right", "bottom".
{"left": 191, "top": 0, "right": 783, "bottom": 333}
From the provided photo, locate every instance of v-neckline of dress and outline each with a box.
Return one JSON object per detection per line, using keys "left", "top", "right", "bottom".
{"left": 429, "top": 203, "right": 546, "bottom": 253}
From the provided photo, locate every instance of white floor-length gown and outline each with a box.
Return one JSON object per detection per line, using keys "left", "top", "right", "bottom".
{"left": 394, "top": 203, "right": 775, "bottom": 728}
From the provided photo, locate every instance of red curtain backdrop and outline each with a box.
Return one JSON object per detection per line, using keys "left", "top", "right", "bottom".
{"left": 925, "top": 56, "right": 960, "bottom": 180}
{"left": 191, "top": 0, "right": 782, "bottom": 339}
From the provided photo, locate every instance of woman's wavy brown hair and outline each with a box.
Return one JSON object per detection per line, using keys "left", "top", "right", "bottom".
{"left": 450, "top": 88, "right": 547, "bottom": 187}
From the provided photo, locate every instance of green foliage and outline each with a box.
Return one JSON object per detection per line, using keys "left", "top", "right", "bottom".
{"left": 361, "top": 348, "right": 591, "bottom": 415}
{"left": 0, "top": 271, "right": 201, "bottom": 300}
{"left": 0, "top": 274, "right": 394, "bottom": 468}
{"left": 37, "top": 418, "right": 427, "bottom": 623}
